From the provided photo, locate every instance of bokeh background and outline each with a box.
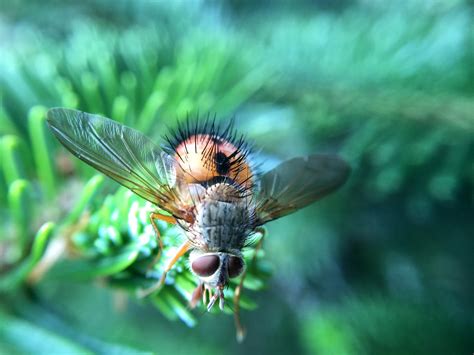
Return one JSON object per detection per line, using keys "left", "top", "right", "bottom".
{"left": 1, "top": 0, "right": 473, "bottom": 354}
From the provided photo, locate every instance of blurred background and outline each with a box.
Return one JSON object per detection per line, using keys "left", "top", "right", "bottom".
{"left": 1, "top": 0, "right": 473, "bottom": 354}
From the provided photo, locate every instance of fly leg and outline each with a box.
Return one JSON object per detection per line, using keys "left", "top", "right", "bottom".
{"left": 234, "top": 227, "right": 266, "bottom": 342}
{"left": 190, "top": 282, "right": 204, "bottom": 308}
{"left": 147, "top": 212, "right": 177, "bottom": 269}
{"left": 138, "top": 240, "right": 190, "bottom": 298}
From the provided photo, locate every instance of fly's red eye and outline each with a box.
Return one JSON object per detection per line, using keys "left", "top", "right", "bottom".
{"left": 228, "top": 256, "right": 244, "bottom": 278}
{"left": 191, "top": 255, "right": 220, "bottom": 277}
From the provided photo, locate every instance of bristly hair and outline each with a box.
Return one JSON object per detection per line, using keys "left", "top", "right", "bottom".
{"left": 162, "top": 113, "right": 258, "bottom": 195}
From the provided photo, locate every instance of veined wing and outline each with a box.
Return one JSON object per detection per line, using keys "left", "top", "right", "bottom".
{"left": 47, "top": 108, "right": 185, "bottom": 217}
{"left": 255, "top": 154, "right": 350, "bottom": 225}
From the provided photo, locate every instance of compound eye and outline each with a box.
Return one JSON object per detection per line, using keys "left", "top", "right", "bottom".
{"left": 191, "top": 255, "right": 220, "bottom": 277}
{"left": 228, "top": 256, "right": 245, "bottom": 278}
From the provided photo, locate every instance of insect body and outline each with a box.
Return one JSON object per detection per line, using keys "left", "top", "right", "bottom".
{"left": 185, "top": 182, "right": 254, "bottom": 310}
{"left": 47, "top": 108, "right": 350, "bottom": 340}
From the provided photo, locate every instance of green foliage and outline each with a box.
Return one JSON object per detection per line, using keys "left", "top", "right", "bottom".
{"left": 0, "top": 0, "right": 473, "bottom": 353}
{"left": 302, "top": 296, "right": 474, "bottom": 355}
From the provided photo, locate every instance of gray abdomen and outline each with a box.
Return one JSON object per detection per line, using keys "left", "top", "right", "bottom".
{"left": 196, "top": 200, "right": 252, "bottom": 250}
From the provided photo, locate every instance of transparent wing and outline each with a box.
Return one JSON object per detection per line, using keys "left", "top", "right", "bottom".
{"left": 255, "top": 154, "right": 350, "bottom": 225}
{"left": 47, "top": 108, "right": 184, "bottom": 217}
